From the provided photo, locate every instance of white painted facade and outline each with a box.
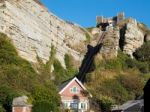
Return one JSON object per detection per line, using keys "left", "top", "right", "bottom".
{"left": 62, "top": 99, "right": 89, "bottom": 112}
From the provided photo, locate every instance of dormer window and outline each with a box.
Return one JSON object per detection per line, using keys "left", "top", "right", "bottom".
{"left": 70, "top": 86, "right": 78, "bottom": 94}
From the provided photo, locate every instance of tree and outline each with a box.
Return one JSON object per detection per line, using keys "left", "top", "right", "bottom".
{"left": 134, "top": 41, "right": 150, "bottom": 65}
{"left": 32, "top": 85, "right": 60, "bottom": 112}
{"left": 0, "top": 85, "right": 19, "bottom": 112}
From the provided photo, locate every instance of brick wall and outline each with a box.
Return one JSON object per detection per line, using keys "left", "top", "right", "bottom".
{"left": 13, "top": 106, "right": 32, "bottom": 112}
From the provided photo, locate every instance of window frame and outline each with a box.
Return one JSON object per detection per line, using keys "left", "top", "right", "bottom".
{"left": 80, "top": 102, "right": 86, "bottom": 109}
{"left": 70, "top": 86, "right": 79, "bottom": 94}
{"left": 63, "top": 102, "right": 68, "bottom": 108}
{"left": 70, "top": 103, "right": 78, "bottom": 109}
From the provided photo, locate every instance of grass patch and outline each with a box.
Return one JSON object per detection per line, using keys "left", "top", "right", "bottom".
{"left": 86, "top": 27, "right": 94, "bottom": 33}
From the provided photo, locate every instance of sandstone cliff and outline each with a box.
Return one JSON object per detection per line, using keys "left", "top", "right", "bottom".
{"left": 0, "top": 0, "right": 149, "bottom": 69}
{"left": 123, "top": 19, "right": 144, "bottom": 58}
{"left": 0, "top": 0, "right": 86, "bottom": 67}
{"left": 90, "top": 26, "right": 120, "bottom": 60}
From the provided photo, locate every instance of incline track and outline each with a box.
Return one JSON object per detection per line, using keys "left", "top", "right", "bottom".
{"left": 77, "top": 31, "right": 106, "bottom": 83}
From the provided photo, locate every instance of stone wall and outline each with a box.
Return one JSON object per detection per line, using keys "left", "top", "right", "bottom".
{"left": 12, "top": 96, "right": 32, "bottom": 112}
{"left": 0, "top": 0, "right": 86, "bottom": 67}
{"left": 12, "top": 106, "right": 32, "bottom": 112}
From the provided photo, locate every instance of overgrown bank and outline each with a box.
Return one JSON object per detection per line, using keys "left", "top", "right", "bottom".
{"left": 0, "top": 33, "right": 61, "bottom": 112}
{"left": 86, "top": 48, "right": 150, "bottom": 111}
{"left": 0, "top": 32, "right": 79, "bottom": 112}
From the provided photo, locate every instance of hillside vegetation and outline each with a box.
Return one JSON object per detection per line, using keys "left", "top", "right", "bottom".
{"left": 86, "top": 48, "right": 150, "bottom": 111}
{"left": 0, "top": 33, "right": 61, "bottom": 112}
{"left": 0, "top": 32, "right": 79, "bottom": 112}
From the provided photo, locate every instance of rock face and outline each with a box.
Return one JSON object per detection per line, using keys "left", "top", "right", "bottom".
{"left": 100, "top": 26, "right": 120, "bottom": 59}
{"left": 90, "top": 26, "right": 120, "bottom": 60}
{"left": 0, "top": 0, "right": 86, "bottom": 67}
{"left": 123, "top": 19, "right": 144, "bottom": 58}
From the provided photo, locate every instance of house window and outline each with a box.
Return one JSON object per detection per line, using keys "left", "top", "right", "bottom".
{"left": 70, "top": 87, "right": 78, "bottom": 93}
{"left": 70, "top": 103, "right": 78, "bottom": 109}
{"left": 81, "top": 103, "right": 86, "bottom": 109}
{"left": 63, "top": 102, "right": 68, "bottom": 108}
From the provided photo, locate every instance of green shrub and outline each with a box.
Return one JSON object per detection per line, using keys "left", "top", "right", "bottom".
{"left": 33, "top": 101, "right": 52, "bottom": 112}
{"left": 125, "top": 58, "right": 149, "bottom": 73}
{"left": 134, "top": 41, "right": 150, "bottom": 65}
{"left": 32, "top": 85, "right": 60, "bottom": 112}
{"left": 85, "top": 32, "right": 91, "bottom": 43}
{"left": 101, "top": 79, "right": 129, "bottom": 103}
{"left": 100, "top": 95, "right": 115, "bottom": 112}
{"left": 53, "top": 55, "right": 77, "bottom": 85}
{"left": 105, "top": 59, "right": 122, "bottom": 70}
{"left": 0, "top": 33, "right": 17, "bottom": 64}
{"left": 36, "top": 45, "right": 56, "bottom": 85}
{"left": 0, "top": 85, "right": 20, "bottom": 112}
{"left": 134, "top": 41, "right": 150, "bottom": 73}
{"left": 116, "top": 73, "right": 144, "bottom": 98}
{"left": 33, "top": 101, "right": 59, "bottom": 112}
{"left": 137, "top": 62, "right": 149, "bottom": 73}
{"left": 96, "top": 50, "right": 149, "bottom": 73}
{"left": 64, "top": 54, "right": 77, "bottom": 76}
{"left": 64, "top": 54, "right": 70, "bottom": 69}
{"left": 0, "top": 104, "right": 5, "bottom": 112}
{"left": 95, "top": 51, "right": 128, "bottom": 71}
{"left": 0, "top": 33, "right": 37, "bottom": 90}
{"left": 53, "top": 59, "right": 67, "bottom": 85}
{"left": 45, "top": 45, "right": 56, "bottom": 73}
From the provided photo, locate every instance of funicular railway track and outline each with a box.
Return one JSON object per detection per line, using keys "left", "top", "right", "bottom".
{"left": 77, "top": 31, "right": 106, "bottom": 83}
